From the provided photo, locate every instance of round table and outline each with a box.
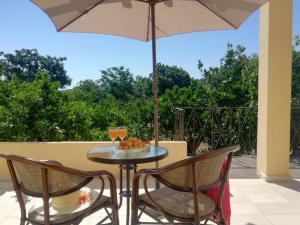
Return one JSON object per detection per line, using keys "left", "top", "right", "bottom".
{"left": 87, "top": 145, "right": 168, "bottom": 225}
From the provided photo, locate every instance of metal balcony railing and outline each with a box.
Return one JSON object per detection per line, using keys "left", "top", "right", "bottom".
{"left": 175, "top": 107, "right": 258, "bottom": 155}
{"left": 175, "top": 106, "right": 300, "bottom": 157}
{"left": 291, "top": 107, "right": 300, "bottom": 159}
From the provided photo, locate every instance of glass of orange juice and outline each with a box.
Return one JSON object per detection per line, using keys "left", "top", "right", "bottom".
{"left": 108, "top": 127, "right": 119, "bottom": 144}
{"left": 118, "top": 126, "right": 128, "bottom": 141}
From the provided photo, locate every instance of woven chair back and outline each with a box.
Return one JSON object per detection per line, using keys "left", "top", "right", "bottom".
{"left": 12, "top": 160, "right": 86, "bottom": 196}
{"left": 157, "top": 147, "right": 236, "bottom": 191}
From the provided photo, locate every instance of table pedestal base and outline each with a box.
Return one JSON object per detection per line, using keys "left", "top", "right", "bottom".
{"left": 119, "top": 164, "right": 137, "bottom": 225}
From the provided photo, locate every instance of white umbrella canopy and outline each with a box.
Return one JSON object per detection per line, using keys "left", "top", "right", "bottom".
{"left": 29, "top": 0, "right": 268, "bottom": 145}
{"left": 31, "top": 0, "right": 267, "bottom": 41}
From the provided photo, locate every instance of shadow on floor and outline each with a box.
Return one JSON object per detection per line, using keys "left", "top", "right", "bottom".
{"left": 0, "top": 181, "right": 13, "bottom": 196}
{"left": 271, "top": 179, "right": 300, "bottom": 192}
{"left": 230, "top": 168, "right": 300, "bottom": 179}
{"left": 229, "top": 168, "right": 258, "bottom": 179}
{"left": 0, "top": 181, "right": 38, "bottom": 204}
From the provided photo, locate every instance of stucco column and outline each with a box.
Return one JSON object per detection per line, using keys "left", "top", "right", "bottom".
{"left": 257, "top": 0, "right": 292, "bottom": 181}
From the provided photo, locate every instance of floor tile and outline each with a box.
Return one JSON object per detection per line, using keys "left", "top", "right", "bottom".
{"left": 231, "top": 215, "right": 273, "bottom": 225}
{"left": 266, "top": 215, "right": 300, "bottom": 225}
{"left": 282, "top": 193, "right": 300, "bottom": 204}
{"left": 237, "top": 186, "right": 278, "bottom": 195}
{"left": 0, "top": 218, "right": 21, "bottom": 225}
{"left": 245, "top": 193, "right": 290, "bottom": 204}
{"left": 231, "top": 203, "right": 261, "bottom": 215}
{"left": 230, "top": 194, "right": 251, "bottom": 204}
{"left": 255, "top": 203, "right": 300, "bottom": 215}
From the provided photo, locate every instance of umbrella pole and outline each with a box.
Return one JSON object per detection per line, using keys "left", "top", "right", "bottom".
{"left": 151, "top": 2, "right": 160, "bottom": 189}
{"left": 151, "top": 2, "right": 159, "bottom": 148}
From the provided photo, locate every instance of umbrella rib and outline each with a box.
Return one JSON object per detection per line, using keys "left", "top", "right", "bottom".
{"left": 57, "top": 0, "right": 107, "bottom": 32}
{"left": 146, "top": 4, "right": 151, "bottom": 41}
{"left": 195, "top": 0, "right": 238, "bottom": 29}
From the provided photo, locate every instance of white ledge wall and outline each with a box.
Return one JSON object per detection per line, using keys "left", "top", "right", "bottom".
{"left": 0, "top": 141, "right": 187, "bottom": 180}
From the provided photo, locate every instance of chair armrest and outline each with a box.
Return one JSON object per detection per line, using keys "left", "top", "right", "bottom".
{"left": 39, "top": 160, "right": 63, "bottom": 166}
{"left": 131, "top": 168, "right": 162, "bottom": 204}
{"left": 79, "top": 170, "right": 118, "bottom": 199}
{"left": 131, "top": 167, "right": 171, "bottom": 196}
{"left": 131, "top": 169, "right": 172, "bottom": 217}
{"left": 131, "top": 170, "right": 144, "bottom": 210}
{"left": 132, "top": 169, "right": 160, "bottom": 195}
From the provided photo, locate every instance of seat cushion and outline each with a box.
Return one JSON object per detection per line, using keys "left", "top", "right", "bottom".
{"left": 140, "top": 187, "right": 215, "bottom": 219}
{"left": 28, "top": 190, "right": 109, "bottom": 225}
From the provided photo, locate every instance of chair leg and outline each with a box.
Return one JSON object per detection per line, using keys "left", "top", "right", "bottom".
{"left": 215, "top": 211, "right": 226, "bottom": 225}
{"left": 20, "top": 218, "right": 26, "bottom": 225}
{"left": 112, "top": 206, "right": 119, "bottom": 225}
{"left": 219, "top": 216, "right": 227, "bottom": 225}
{"left": 131, "top": 206, "right": 139, "bottom": 225}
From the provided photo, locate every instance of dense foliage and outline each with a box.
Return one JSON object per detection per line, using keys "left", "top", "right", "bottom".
{"left": 0, "top": 38, "right": 299, "bottom": 154}
{"left": 0, "top": 49, "right": 71, "bottom": 88}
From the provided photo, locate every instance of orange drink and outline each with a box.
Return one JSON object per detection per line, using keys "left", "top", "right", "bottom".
{"left": 118, "top": 127, "right": 128, "bottom": 141}
{"left": 108, "top": 128, "right": 119, "bottom": 143}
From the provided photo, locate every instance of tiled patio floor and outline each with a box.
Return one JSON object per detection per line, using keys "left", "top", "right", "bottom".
{"left": 1, "top": 175, "right": 300, "bottom": 225}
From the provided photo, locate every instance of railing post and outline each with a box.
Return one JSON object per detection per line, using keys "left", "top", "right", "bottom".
{"left": 175, "top": 108, "right": 185, "bottom": 141}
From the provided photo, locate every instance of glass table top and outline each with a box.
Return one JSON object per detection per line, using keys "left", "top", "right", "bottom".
{"left": 87, "top": 144, "right": 168, "bottom": 165}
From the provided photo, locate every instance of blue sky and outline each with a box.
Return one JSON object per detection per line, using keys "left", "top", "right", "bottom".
{"left": 0, "top": 0, "right": 299, "bottom": 87}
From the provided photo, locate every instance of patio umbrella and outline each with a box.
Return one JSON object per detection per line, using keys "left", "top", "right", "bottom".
{"left": 29, "top": 0, "right": 268, "bottom": 146}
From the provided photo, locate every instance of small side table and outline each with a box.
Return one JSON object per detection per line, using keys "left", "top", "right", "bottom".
{"left": 87, "top": 145, "right": 168, "bottom": 225}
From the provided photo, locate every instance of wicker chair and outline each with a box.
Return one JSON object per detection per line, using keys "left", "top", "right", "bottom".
{"left": 0, "top": 153, "right": 119, "bottom": 225}
{"left": 131, "top": 145, "right": 240, "bottom": 225}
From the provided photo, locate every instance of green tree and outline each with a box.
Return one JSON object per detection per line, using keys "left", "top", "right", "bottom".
{"left": 60, "top": 101, "right": 98, "bottom": 141}
{"left": 158, "top": 83, "right": 212, "bottom": 139}
{"left": 133, "top": 75, "right": 152, "bottom": 99}
{"left": 154, "top": 63, "right": 192, "bottom": 96}
{"left": 292, "top": 35, "right": 300, "bottom": 104}
{"left": 0, "top": 52, "right": 6, "bottom": 77}
{"left": 0, "top": 73, "right": 65, "bottom": 141}
{"left": 0, "top": 49, "right": 71, "bottom": 88}
{"left": 202, "top": 44, "right": 258, "bottom": 106}
{"left": 67, "top": 79, "right": 106, "bottom": 104}
{"left": 99, "top": 66, "right": 135, "bottom": 101}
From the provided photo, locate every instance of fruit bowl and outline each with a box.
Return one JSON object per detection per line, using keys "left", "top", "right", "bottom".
{"left": 116, "top": 144, "right": 150, "bottom": 159}
{"left": 118, "top": 137, "right": 148, "bottom": 150}
{"left": 117, "top": 144, "right": 150, "bottom": 152}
